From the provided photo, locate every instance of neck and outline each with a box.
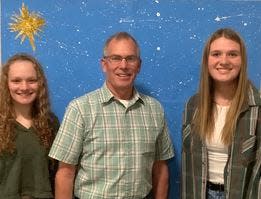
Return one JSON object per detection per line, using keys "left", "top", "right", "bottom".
{"left": 14, "top": 104, "right": 33, "bottom": 128}
{"left": 213, "top": 82, "right": 237, "bottom": 106}
{"left": 106, "top": 83, "right": 134, "bottom": 100}
{"left": 113, "top": 89, "right": 133, "bottom": 100}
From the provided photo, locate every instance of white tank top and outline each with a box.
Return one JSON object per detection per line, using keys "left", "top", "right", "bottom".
{"left": 206, "top": 104, "right": 229, "bottom": 184}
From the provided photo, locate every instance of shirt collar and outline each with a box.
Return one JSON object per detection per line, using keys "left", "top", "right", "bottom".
{"left": 99, "top": 82, "right": 144, "bottom": 105}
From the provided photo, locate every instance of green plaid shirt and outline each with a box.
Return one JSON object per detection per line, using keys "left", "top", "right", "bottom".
{"left": 49, "top": 83, "right": 174, "bottom": 199}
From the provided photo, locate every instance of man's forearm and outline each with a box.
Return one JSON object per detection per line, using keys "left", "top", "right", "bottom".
{"left": 152, "top": 160, "right": 169, "bottom": 199}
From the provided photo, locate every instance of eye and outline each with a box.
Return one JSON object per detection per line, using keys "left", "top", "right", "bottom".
{"left": 10, "top": 79, "right": 22, "bottom": 83}
{"left": 228, "top": 52, "right": 239, "bottom": 57}
{"left": 110, "top": 55, "right": 122, "bottom": 61}
{"left": 210, "top": 52, "right": 221, "bottom": 57}
{"left": 126, "top": 55, "right": 138, "bottom": 62}
{"left": 27, "top": 78, "right": 38, "bottom": 83}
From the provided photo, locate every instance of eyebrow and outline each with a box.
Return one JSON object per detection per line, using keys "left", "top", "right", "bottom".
{"left": 210, "top": 49, "right": 240, "bottom": 53}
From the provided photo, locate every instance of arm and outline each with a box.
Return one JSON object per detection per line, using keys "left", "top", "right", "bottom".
{"left": 152, "top": 160, "right": 169, "bottom": 199}
{"left": 55, "top": 162, "right": 76, "bottom": 199}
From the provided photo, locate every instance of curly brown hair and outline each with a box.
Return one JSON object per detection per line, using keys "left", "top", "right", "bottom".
{"left": 0, "top": 53, "right": 56, "bottom": 154}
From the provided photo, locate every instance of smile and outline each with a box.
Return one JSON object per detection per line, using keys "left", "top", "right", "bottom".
{"left": 216, "top": 68, "right": 232, "bottom": 72}
{"left": 117, "top": 73, "right": 130, "bottom": 77}
{"left": 16, "top": 92, "right": 35, "bottom": 96}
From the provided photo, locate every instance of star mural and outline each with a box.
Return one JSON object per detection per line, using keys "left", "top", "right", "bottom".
{"left": 9, "top": 3, "right": 45, "bottom": 51}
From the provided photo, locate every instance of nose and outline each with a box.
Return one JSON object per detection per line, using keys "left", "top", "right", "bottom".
{"left": 220, "top": 55, "right": 229, "bottom": 65}
{"left": 20, "top": 81, "right": 29, "bottom": 90}
{"left": 119, "top": 58, "right": 128, "bottom": 68}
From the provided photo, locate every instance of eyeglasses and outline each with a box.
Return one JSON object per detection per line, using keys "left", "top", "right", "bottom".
{"left": 104, "top": 55, "right": 140, "bottom": 65}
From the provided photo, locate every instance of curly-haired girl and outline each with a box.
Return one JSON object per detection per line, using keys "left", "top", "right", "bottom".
{"left": 0, "top": 53, "right": 59, "bottom": 199}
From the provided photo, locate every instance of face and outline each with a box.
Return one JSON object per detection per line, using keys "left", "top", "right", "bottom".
{"left": 208, "top": 37, "right": 241, "bottom": 86}
{"left": 8, "top": 60, "right": 39, "bottom": 107}
{"left": 101, "top": 38, "right": 141, "bottom": 98}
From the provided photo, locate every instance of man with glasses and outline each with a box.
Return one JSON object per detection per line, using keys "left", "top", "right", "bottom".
{"left": 49, "top": 32, "right": 174, "bottom": 199}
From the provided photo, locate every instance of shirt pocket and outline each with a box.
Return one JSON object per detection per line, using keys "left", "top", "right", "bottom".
{"left": 240, "top": 135, "right": 257, "bottom": 166}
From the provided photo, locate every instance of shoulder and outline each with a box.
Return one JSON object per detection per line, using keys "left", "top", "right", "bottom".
{"left": 248, "top": 84, "right": 261, "bottom": 106}
{"left": 63, "top": 88, "right": 104, "bottom": 119}
{"left": 247, "top": 83, "right": 261, "bottom": 119}
{"left": 49, "top": 112, "right": 59, "bottom": 122}
{"left": 49, "top": 112, "right": 60, "bottom": 132}
{"left": 182, "top": 94, "right": 198, "bottom": 125}
{"left": 139, "top": 92, "right": 164, "bottom": 110}
{"left": 184, "top": 94, "right": 198, "bottom": 111}
{"left": 68, "top": 88, "right": 102, "bottom": 108}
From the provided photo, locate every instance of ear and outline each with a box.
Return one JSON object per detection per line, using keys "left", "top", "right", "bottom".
{"left": 101, "top": 58, "right": 107, "bottom": 73}
{"left": 137, "top": 59, "right": 142, "bottom": 73}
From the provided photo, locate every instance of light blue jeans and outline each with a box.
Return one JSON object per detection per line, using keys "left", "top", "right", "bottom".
{"left": 207, "top": 188, "right": 225, "bottom": 199}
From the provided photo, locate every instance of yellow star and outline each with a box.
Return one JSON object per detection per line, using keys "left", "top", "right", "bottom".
{"left": 9, "top": 3, "right": 45, "bottom": 51}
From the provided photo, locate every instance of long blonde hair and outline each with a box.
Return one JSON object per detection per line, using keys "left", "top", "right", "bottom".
{"left": 193, "top": 28, "right": 249, "bottom": 145}
{"left": 0, "top": 53, "right": 55, "bottom": 154}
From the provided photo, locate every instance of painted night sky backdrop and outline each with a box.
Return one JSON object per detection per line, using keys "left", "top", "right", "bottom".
{"left": 1, "top": 1, "right": 261, "bottom": 198}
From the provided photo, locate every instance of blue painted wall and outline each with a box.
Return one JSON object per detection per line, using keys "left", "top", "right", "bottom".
{"left": 1, "top": 1, "right": 261, "bottom": 198}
